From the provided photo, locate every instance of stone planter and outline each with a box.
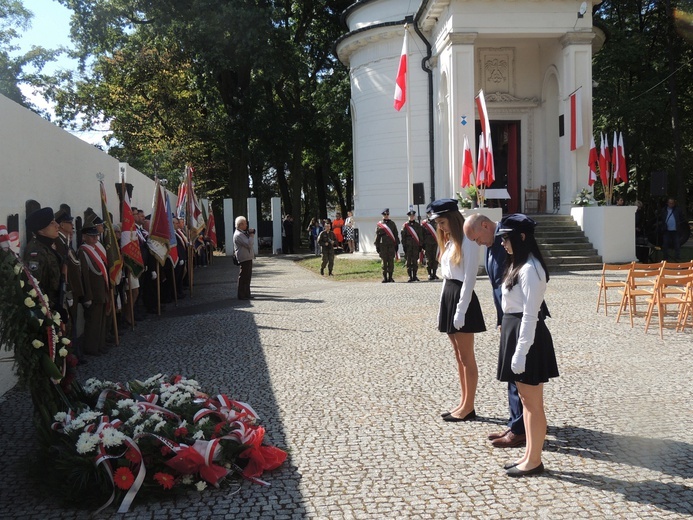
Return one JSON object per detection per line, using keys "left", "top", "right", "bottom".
{"left": 570, "top": 206, "right": 636, "bottom": 263}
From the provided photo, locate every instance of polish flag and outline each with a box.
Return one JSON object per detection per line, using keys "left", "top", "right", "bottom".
{"left": 587, "top": 136, "right": 598, "bottom": 186}
{"left": 569, "top": 88, "right": 584, "bottom": 151}
{"left": 393, "top": 29, "right": 408, "bottom": 111}
{"left": 475, "top": 90, "right": 495, "bottom": 186}
{"left": 461, "top": 134, "right": 474, "bottom": 187}
{"left": 598, "top": 133, "right": 609, "bottom": 186}
{"left": 612, "top": 132, "right": 621, "bottom": 183}
{"left": 617, "top": 132, "right": 627, "bottom": 183}
{"left": 476, "top": 134, "right": 486, "bottom": 186}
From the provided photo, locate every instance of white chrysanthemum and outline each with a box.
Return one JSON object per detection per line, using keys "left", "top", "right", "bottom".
{"left": 100, "top": 427, "right": 126, "bottom": 448}
{"left": 197, "top": 417, "right": 209, "bottom": 427}
{"left": 32, "top": 339, "right": 43, "bottom": 349}
{"left": 24, "top": 297, "right": 36, "bottom": 308}
{"left": 126, "top": 412, "right": 144, "bottom": 426}
{"left": 110, "top": 409, "right": 120, "bottom": 417}
{"left": 61, "top": 337, "right": 71, "bottom": 345}
{"left": 133, "top": 424, "right": 145, "bottom": 435}
{"left": 29, "top": 288, "right": 37, "bottom": 298}
{"left": 181, "top": 475, "right": 193, "bottom": 485}
{"left": 154, "top": 420, "right": 167, "bottom": 432}
{"left": 195, "top": 481, "right": 207, "bottom": 491}
{"left": 116, "top": 399, "right": 136, "bottom": 409}
{"left": 83, "top": 378, "right": 103, "bottom": 394}
{"left": 14, "top": 264, "right": 21, "bottom": 275}
{"left": 54, "top": 411, "right": 68, "bottom": 422}
{"left": 76, "top": 432, "right": 99, "bottom": 454}
{"left": 59, "top": 347, "right": 68, "bottom": 357}
{"left": 192, "top": 430, "right": 205, "bottom": 440}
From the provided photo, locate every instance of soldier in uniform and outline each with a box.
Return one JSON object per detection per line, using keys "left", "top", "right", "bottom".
{"left": 401, "top": 208, "right": 423, "bottom": 282}
{"left": 79, "top": 220, "right": 110, "bottom": 356}
{"left": 374, "top": 208, "right": 399, "bottom": 283}
{"left": 23, "top": 207, "right": 62, "bottom": 311}
{"left": 54, "top": 209, "right": 85, "bottom": 360}
{"left": 422, "top": 206, "right": 440, "bottom": 280}
{"left": 317, "top": 220, "right": 337, "bottom": 276}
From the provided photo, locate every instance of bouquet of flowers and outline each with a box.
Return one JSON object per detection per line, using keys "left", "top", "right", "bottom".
{"left": 51, "top": 374, "right": 287, "bottom": 513}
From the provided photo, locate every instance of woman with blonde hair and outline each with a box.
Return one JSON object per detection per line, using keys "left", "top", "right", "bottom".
{"left": 430, "top": 198, "right": 486, "bottom": 422}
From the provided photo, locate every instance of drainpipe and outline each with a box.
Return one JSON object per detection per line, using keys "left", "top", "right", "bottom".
{"left": 411, "top": 5, "right": 435, "bottom": 202}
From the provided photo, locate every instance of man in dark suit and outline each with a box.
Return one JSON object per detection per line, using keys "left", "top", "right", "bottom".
{"left": 79, "top": 221, "right": 110, "bottom": 356}
{"left": 660, "top": 197, "right": 687, "bottom": 261}
{"left": 463, "top": 213, "right": 526, "bottom": 449}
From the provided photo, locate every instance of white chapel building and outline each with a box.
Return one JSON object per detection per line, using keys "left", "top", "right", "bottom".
{"left": 337, "top": 0, "right": 605, "bottom": 253}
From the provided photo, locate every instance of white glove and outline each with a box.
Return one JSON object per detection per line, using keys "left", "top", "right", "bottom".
{"left": 511, "top": 352, "right": 527, "bottom": 374}
{"left": 151, "top": 271, "right": 157, "bottom": 280}
{"left": 453, "top": 303, "right": 465, "bottom": 329}
{"left": 178, "top": 260, "right": 185, "bottom": 266}
{"left": 83, "top": 300, "right": 92, "bottom": 309}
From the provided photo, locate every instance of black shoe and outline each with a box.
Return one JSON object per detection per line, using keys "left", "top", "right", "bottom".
{"left": 443, "top": 409, "right": 476, "bottom": 422}
{"left": 507, "top": 463, "right": 544, "bottom": 477}
{"left": 428, "top": 275, "right": 435, "bottom": 281}
{"left": 503, "top": 461, "right": 520, "bottom": 470}
{"left": 329, "top": 272, "right": 333, "bottom": 276}
{"left": 413, "top": 276, "right": 420, "bottom": 281}
{"left": 441, "top": 411, "right": 452, "bottom": 418}
{"left": 320, "top": 268, "right": 324, "bottom": 276}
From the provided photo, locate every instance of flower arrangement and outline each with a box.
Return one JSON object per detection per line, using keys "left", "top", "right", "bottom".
{"left": 572, "top": 188, "right": 594, "bottom": 207}
{"left": 51, "top": 374, "right": 287, "bottom": 513}
{"left": 0, "top": 246, "right": 81, "bottom": 427}
{"left": 0, "top": 246, "right": 287, "bottom": 513}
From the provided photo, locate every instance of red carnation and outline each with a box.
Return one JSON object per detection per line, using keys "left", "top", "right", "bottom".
{"left": 154, "top": 472, "right": 175, "bottom": 490}
{"left": 114, "top": 467, "right": 135, "bottom": 490}
{"left": 174, "top": 426, "right": 188, "bottom": 438}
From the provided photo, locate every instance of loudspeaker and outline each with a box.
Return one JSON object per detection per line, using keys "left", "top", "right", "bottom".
{"left": 413, "top": 183, "right": 425, "bottom": 205}
{"left": 650, "top": 171, "right": 667, "bottom": 197}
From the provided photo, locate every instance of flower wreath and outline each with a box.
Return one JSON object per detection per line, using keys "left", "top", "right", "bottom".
{"left": 0, "top": 247, "right": 287, "bottom": 513}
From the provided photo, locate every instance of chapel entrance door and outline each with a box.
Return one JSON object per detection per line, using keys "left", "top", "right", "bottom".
{"left": 475, "top": 121, "right": 521, "bottom": 214}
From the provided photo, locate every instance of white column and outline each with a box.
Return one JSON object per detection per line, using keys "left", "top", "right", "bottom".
{"left": 223, "top": 198, "right": 234, "bottom": 256}
{"left": 271, "top": 197, "right": 282, "bottom": 255}
{"left": 247, "top": 198, "right": 258, "bottom": 256}
{"left": 560, "top": 32, "right": 595, "bottom": 211}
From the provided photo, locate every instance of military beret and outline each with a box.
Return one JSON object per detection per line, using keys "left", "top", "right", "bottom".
{"left": 54, "top": 209, "right": 74, "bottom": 224}
{"left": 496, "top": 213, "right": 537, "bottom": 236}
{"left": 381, "top": 208, "right": 390, "bottom": 215}
{"left": 81, "top": 226, "right": 100, "bottom": 236}
{"left": 26, "top": 207, "right": 55, "bottom": 234}
{"left": 428, "top": 198, "right": 458, "bottom": 219}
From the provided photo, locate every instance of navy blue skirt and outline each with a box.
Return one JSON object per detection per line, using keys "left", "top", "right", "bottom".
{"left": 438, "top": 278, "right": 487, "bottom": 334}
{"left": 497, "top": 313, "right": 559, "bottom": 385}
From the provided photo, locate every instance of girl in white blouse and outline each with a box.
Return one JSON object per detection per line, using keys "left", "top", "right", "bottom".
{"left": 430, "top": 199, "right": 486, "bottom": 422}
{"left": 495, "top": 214, "right": 558, "bottom": 477}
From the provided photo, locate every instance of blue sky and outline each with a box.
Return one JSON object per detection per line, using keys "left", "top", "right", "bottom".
{"left": 16, "top": 0, "right": 107, "bottom": 144}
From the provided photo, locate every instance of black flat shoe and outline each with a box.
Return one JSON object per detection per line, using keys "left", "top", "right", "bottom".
{"left": 443, "top": 409, "right": 476, "bottom": 422}
{"left": 503, "top": 461, "right": 520, "bottom": 470}
{"left": 506, "top": 463, "right": 544, "bottom": 477}
{"left": 441, "top": 411, "right": 452, "bottom": 418}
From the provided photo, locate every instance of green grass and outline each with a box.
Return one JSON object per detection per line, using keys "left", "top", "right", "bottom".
{"left": 296, "top": 255, "right": 415, "bottom": 282}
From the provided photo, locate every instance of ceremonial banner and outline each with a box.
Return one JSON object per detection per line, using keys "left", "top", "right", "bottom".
{"left": 121, "top": 190, "right": 144, "bottom": 277}
{"left": 393, "top": 28, "right": 408, "bottom": 111}
{"left": 100, "top": 181, "right": 123, "bottom": 285}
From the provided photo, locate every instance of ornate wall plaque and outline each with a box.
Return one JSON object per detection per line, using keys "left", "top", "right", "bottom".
{"left": 478, "top": 48, "right": 515, "bottom": 95}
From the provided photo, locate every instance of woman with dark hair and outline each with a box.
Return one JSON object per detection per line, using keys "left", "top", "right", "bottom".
{"left": 430, "top": 198, "right": 486, "bottom": 422}
{"left": 496, "top": 214, "right": 558, "bottom": 477}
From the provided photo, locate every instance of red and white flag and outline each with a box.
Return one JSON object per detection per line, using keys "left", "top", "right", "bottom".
{"left": 475, "top": 90, "right": 495, "bottom": 186}
{"left": 393, "top": 28, "right": 408, "bottom": 111}
{"left": 587, "top": 135, "right": 598, "bottom": 186}
{"left": 617, "top": 132, "right": 627, "bottom": 183}
{"left": 476, "top": 133, "right": 486, "bottom": 185}
{"left": 460, "top": 134, "right": 474, "bottom": 187}
{"left": 598, "top": 133, "right": 609, "bottom": 186}
{"left": 612, "top": 132, "right": 621, "bottom": 183}
{"left": 569, "top": 88, "right": 584, "bottom": 151}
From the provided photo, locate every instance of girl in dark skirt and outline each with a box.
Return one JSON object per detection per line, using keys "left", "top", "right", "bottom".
{"left": 496, "top": 214, "right": 558, "bottom": 477}
{"left": 430, "top": 199, "right": 486, "bottom": 422}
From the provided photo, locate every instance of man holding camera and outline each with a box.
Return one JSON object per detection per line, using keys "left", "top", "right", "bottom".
{"left": 233, "top": 216, "right": 255, "bottom": 300}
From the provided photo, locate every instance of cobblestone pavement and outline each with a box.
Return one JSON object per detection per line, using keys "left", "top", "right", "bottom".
{"left": 1, "top": 255, "right": 692, "bottom": 519}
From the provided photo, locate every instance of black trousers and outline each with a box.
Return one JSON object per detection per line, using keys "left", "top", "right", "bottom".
{"left": 238, "top": 260, "right": 253, "bottom": 299}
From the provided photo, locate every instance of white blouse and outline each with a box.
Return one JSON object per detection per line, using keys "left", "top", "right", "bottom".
{"left": 440, "top": 237, "right": 480, "bottom": 316}
{"left": 501, "top": 255, "right": 547, "bottom": 354}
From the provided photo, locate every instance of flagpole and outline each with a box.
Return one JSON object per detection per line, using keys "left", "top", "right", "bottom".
{"left": 110, "top": 287, "right": 119, "bottom": 346}
{"left": 171, "top": 260, "right": 178, "bottom": 307}
{"left": 404, "top": 25, "right": 413, "bottom": 209}
{"left": 156, "top": 262, "right": 161, "bottom": 315}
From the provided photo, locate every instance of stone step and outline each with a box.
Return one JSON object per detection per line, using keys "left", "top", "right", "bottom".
{"left": 542, "top": 246, "right": 599, "bottom": 255}
{"left": 538, "top": 236, "right": 591, "bottom": 244}
{"left": 545, "top": 255, "right": 603, "bottom": 265}
{"left": 550, "top": 262, "right": 604, "bottom": 272}
{"left": 531, "top": 213, "right": 603, "bottom": 268}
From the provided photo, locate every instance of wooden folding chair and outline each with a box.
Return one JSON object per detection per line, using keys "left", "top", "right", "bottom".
{"left": 616, "top": 264, "right": 662, "bottom": 327}
{"left": 644, "top": 272, "right": 693, "bottom": 338}
{"left": 676, "top": 279, "right": 693, "bottom": 332}
{"left": 596, "top": 262, "right": 632, "bottom": 316}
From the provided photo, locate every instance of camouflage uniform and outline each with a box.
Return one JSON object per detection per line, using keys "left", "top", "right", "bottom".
{"left": 317, "top": 229, "right": 337, "bottom": 275}
{"left": 374, "top": 210, "right": 399, "bottom": 283}
{"left": 401, "top": 216, "right": 423, "bottom": 282}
